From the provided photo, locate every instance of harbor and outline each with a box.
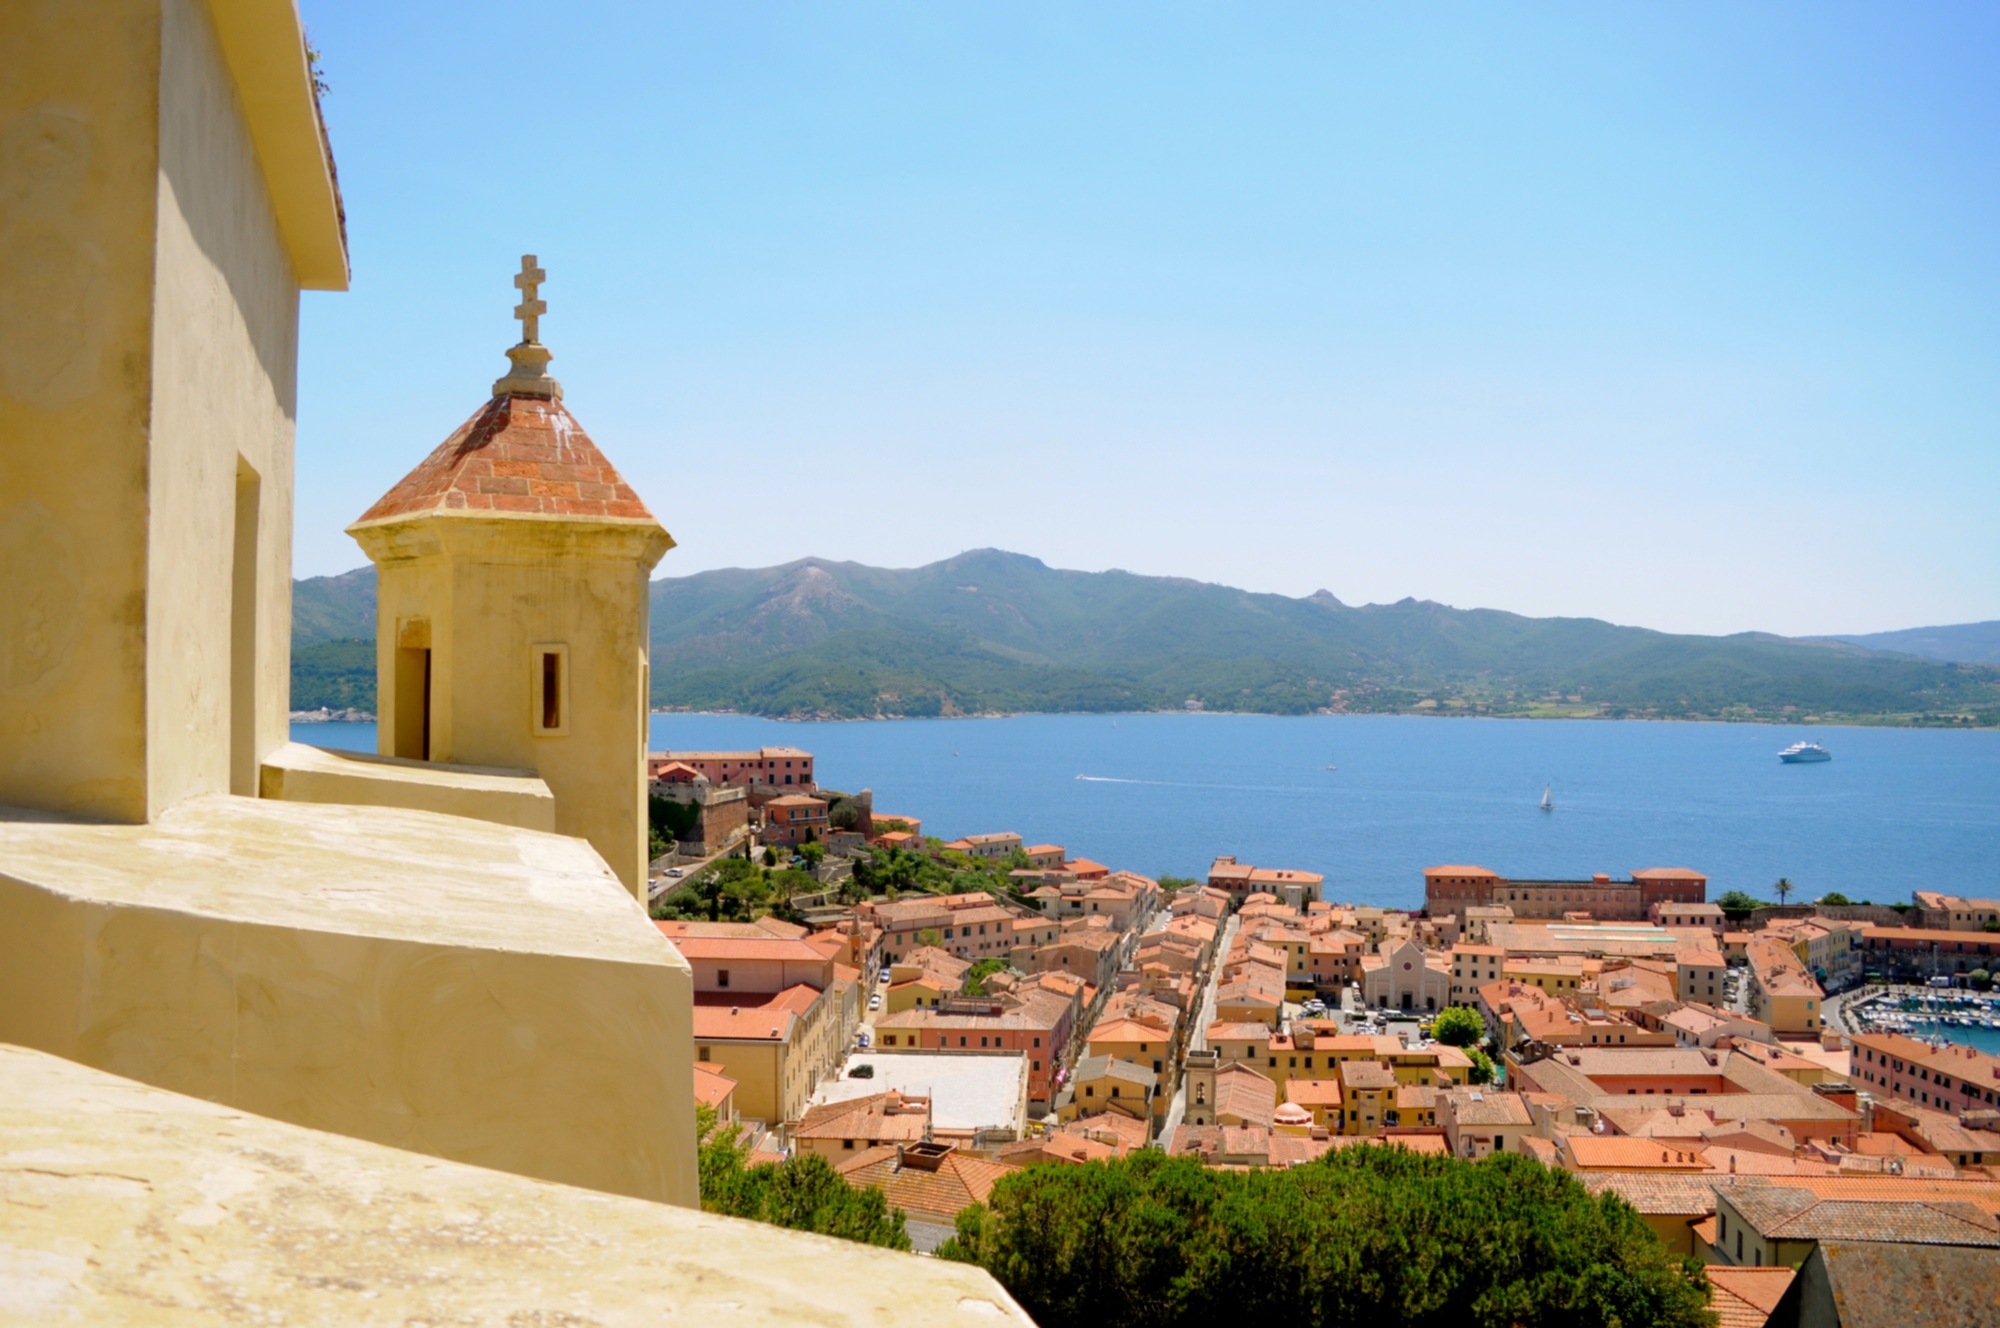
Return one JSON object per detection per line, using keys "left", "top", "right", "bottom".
{"left": 1843, "top": 984, "right": 2000, "bottom": 1054}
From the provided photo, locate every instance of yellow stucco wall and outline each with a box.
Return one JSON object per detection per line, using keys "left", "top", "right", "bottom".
{"left": 0, "top": 1, "right": 168, "bottom": 822}
{"left": 695, "top": 1040, "right": 785, "bottom": 1126}
{"left": 148, "top": 0, "right": 301, "bottom": 813}
{"left": 0, "top": 795, "right": 697, "bottom": 1206}
{"left": 352, "top": 516, "right": 669, "bottom": 895}
{"left": 0, "top": 0, "right": 326, "bottom": 823}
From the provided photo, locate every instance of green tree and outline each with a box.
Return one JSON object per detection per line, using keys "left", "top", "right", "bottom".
{"left": 963, "top": 958, "right": 1009, "bottom": 997}
{"left": 798, "top": 841, "right": 827, "bottom": 870}
{"left": 1773, "top": 877, "right": 1794, "bottom": 907}
{"left": 938, "top": 1147, "right": 1711, "bottom": 1328}
{"left": 1432, "top": 1006, "right": 1484, "bottom": 1048}
{"left": 695, "top": 1105, "right": 910, "bottom": 1250}
{"left": 1818, "top": 892, "right": 1852, "bottom": 907}
{"left": 762, "top": 845, "right": 779, "bottom": 867}
{"left": 1466, "top": 1047, "right": 1496, "bottom": 1086}
{"left": 1714, "top": 890, "right": 1770, "bottom": 923}
{"left": 916, "top": 928, "right": 945, "bottom": 949}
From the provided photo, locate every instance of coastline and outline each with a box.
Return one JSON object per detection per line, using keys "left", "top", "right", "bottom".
{"left": 646, "top": 705, "right": 1993, "bottom": 730}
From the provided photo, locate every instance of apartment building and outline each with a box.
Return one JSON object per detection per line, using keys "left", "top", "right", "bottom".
{"left": 648, "top": 747, "right": 815, "bottom": 789}
{"left": 1206, "top": 855, "right": 1326, "bottom": 906}
{"left": 1745, "top": 937, "right": 1824, "bottom": 1035}
{"left": 1913, "top": 891, "right": 2000, "bottom": 931}
{"left": 873, "top": 992, "right": 1071, "bottom": 1108}
{"left": 1423, "top": 865, "right": 1706, "bottom": 922}
{"left": 1849, "top": 1033, "right": 2000, "bottom": 1114}
{"left": 762, "top": 794, "right": 830, "bottom": 846}
{"left": 662, "top": 921, "right": 849, "bottom": 1127}
{"left": 960, "top": 832, "right": 1024, "bottom": 861}
{"left": 1857, "top": 926, "right": 2000, "bottom": 980}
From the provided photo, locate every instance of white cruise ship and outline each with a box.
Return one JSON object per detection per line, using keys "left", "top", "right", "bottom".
{"left": 1778, "top": 740, "right": 1832, "bottom": 764}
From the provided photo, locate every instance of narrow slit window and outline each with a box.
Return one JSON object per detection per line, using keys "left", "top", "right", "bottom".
{"left": 532, "top": 643, "right": 570, "bottom": 736}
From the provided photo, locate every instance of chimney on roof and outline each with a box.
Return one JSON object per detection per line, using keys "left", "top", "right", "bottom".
{"left": 730, "top": 1007, "right": 739, "bottom": 1016}
{"left": 1729, "top": 1153, "right": 1737, "bottom": 1174}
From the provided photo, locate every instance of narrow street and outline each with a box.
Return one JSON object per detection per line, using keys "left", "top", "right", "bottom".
{"left": 1157, "top": 912, "right": 1240, "bottom": 1142}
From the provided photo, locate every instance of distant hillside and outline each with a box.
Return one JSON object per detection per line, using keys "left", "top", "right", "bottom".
{"left": 289, "top": 552, "right": 2000, "bottom": 725}
{"left": 293, "top": 567, "right": 377, "bottom": 647}
{"left": 1821, "top": 621, "right": 2000, "bottom": 666}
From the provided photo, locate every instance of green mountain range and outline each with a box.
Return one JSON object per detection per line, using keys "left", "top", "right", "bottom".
{"left": 291, "top": 550, "right": 2000, "bottom": 725}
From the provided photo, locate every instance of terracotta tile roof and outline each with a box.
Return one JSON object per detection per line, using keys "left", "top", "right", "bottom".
{"left": 1339, "top": 1061, "right": 1398, "bottom": 1091}
{"left": 1285, "top": 1078, "right": 1344, "bottom": 1107}
{"left": 692, "top": 1061, "right": 736, "bottom": 1110}
{"left": 1564, "top": 1136, "right": 1708, "bottom": 1170}
{"left": 1071, "top": 1055, "right": 1156, "bottom": 1089}
{"left": 691, "top": 995, "right": 801, "bottom": 1042}
{"left": 1088, "top": 1019, "right": 1171, "bottom": 1047}
{"left": 655, "top": 928, "right": 833, "bottom": 964}
{"left": 1703, "top": 1266, "right": 1794, "bottom": 1328}
{"left": 1213, "top": 1064, "right": 1278, "bottom": 1129}
{"left": 1443, "top": 1088, "right": 1533, "bottom": 1126}
{"left": 354, "top": 394, "right": 655, "bottom": 525}
{"left": 1720, "top": 1184, "right": 2000, "bottom": 1246}
{"left": 793, "top": 1091, "right": 931, "bottom": 1144}
{"left": 1808, "top": 1240, "right": 2000, "bottom": 1328}
{"left": 835, "top": 1146, "right": 1019, "bottom": 1225}
{"left": 1062, "top": 1112, "right": 1150, "bottom": 1153}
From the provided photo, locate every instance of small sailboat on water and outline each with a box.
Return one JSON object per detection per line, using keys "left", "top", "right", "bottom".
{"left": 1539, "top": 782, "right": 1554, "bottom": 812}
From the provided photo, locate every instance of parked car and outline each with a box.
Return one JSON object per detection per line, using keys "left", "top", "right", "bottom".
{"left": 869, "top": 993, "right": 882, "bottom": 1010}
{"left": 665, "top": 867, "right": 683, "bottom": 878}
{"left": 879, "top": 968, "right": 893, "bottom": 984}
{"left": 849, "top": 1063, "right": 874, "bottom": 1079}
{"left": 858, "top": 1033, "right": 871, "bottom": 1049}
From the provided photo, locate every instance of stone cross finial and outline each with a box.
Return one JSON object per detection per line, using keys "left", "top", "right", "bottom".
{"left": 513, "top": 255, "right": 547, "bottom": 344}
{"left": 493, "top": 253, "right": 562, "bottom": 399}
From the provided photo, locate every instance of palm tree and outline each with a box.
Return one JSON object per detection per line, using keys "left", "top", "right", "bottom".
{"left": 1774, "top": 877, "right": 1794, "bottom": 907}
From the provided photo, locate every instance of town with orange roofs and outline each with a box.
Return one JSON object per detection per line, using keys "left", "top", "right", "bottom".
{"left": 649, "top": 744, "right": 2000, "bottom": 1308}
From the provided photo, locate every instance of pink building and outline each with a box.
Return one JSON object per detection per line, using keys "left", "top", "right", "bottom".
{"left": 647, "top": 747, "right": 815, "bottom": 789}
{"left": 764, "top": 795, "right": 829, "bottom": 846}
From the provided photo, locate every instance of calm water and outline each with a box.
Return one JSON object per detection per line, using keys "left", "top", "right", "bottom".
{"left": 295, "top": 712, "right": 2000, "bottom": 910}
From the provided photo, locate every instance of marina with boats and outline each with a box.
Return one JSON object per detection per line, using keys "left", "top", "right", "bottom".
{"left": 1844, "top": 985, "right": 2000, "bottom": 1053}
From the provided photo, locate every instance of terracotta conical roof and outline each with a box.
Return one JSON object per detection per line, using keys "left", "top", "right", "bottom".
{"left": 353, "top": 256, "right": 659, "bottom": 529}
{"left": 351, "top": 393, "right": 656, "bottom": 526}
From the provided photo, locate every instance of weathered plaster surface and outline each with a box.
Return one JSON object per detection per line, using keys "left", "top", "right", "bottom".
{"left": 259, "top": 740, "right": 556, "bottom": 831}
{"left": 0, "top": 0, "right": 165, "bottom": 821}
{"left": 0, "top": 1044, "right": 1035, "bottom": 1326}
{"left": 147, "top": 0, "right": 300, "bottom": 813}
{"left": 0, "top": 795, "right": 696, "bottom": 1205}
{"left": 353, "top": 513, "right": 669, "bottom": 896}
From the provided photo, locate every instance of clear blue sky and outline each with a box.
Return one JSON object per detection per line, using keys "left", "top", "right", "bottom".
{"left": 296, "top": 2, "right": 1999, "bottom": 637}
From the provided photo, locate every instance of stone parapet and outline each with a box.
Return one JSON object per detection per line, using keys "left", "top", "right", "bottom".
{"left": 0, "top": 793, "right": 694, "bottom": 1205}
{"left": 0, "top": 1043, "right": 1033, "bottom": 1326}
{"left": 259, "top": 740, "right": 556, "bottom": 830}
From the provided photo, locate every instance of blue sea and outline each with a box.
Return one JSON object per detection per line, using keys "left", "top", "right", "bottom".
{"left": 294, "top": 712, "right": 1999, "bottom": 911}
